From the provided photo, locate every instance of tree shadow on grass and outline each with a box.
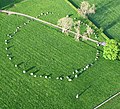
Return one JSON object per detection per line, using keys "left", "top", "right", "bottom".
{"left": 68, "top": 0, "right": 79, "bottom": 8}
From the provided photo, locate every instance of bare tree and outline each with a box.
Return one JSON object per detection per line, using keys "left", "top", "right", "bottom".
{"left": 88, "top": 4, "right": 95, "bottom": 14}
{"left": 78, "top": 1, "right": 96, "bottom": 18}
{"left": 82, "top": 32, "right": 88, "bottom": 41}
{"left": 57, "top": 16, "right": 74, "bottom": 35}
{"left": 74, "top": 20, "right": 81, "bottom": 41}
{"left": 86, "top": 25, "right": 94, "bottom": 37}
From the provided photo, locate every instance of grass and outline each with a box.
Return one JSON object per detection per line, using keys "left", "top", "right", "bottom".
{"left": 0, "top": 0, "right": 120, "bottom": 109}
{"left": 69, "top": 0, "right": 120, "bottom": 40}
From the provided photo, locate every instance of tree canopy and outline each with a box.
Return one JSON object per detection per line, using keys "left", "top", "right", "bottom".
{"left": 57, "top": 16, "right": 74, "bottom": 34}
{"left": 103, "top": 39, "right": 120, "bottom": 60}
{"left": 78, "top": 1, "right": 96, "bottom": 18}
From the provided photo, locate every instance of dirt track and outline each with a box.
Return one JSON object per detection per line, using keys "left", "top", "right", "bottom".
{"left": 0, "top": 10, "right": 99, "bottom": 44}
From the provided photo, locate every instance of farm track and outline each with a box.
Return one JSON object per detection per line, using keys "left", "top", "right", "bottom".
{"left": 0, "top": 10, "right": 101, "bottom": 44}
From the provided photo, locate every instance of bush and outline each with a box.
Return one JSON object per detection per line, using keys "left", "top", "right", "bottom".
{"left": 103, "top": 39, "right": 120, "bottom": 60}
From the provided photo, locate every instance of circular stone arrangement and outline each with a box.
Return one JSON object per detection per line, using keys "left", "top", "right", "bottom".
{"left": 4, "top": 12, "right": 101, "bottom": 82}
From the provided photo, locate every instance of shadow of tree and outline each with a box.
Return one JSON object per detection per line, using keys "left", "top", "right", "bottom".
{"left": 68, "top": 0, "right": 79, "bottom": 8}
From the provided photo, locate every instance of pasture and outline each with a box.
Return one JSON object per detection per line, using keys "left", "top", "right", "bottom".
{"left": 0, "top": 0, "right": 120, "bottom": 109}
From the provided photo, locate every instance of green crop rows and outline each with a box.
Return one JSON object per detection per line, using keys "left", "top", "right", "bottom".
{"left": 0, "top": 0, "right": 120, "bottom": 109}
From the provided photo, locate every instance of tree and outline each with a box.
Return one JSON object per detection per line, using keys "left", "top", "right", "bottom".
{"left": 78, "top": 1, "right": 96, "bottom": 18}
{"left": 57, "top": 16, "right": 74, "bottom": 35}
{"left": 103, "top": 39, "right": 120, "bottom": 60}
{"left": 86, "top": 25, "right": 94, "bottom": 37}
{"left": 74, "top": 20, "right": 81, "bottom": 41}
{"left": 82, "top": 32, "right": 88, "bottom": 41}
{"left": 88, "top": 4, "right": 95, "bottom": 14}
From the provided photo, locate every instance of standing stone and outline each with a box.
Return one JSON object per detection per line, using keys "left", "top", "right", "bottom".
{"left": 45, "top": 76, "right": 48, "bottom": 78}
{"left": 75, "top": 74, "right": 78, "bottom": 78}
{"left": 30, "top": 73, "right": 34, "bottom": 76}
{"left": 76, "top": 94, "right": 79, "bottom": 98}
{"left": 23, "top": 70, "right": 26, "bottom": 73}
{"left": 56, "top": 77, "right": 59, "bottom": 80}
{"left": 9, "top": 57, "right": 12, "bottom": 60}
{"left": 34, "top": 75, "right": 37, "bottom": 77}
{"left": 68, "top": 79, "right": 72, "bottom": 81}
{"left": 15, "top": 64, "right": 18, "bottom": 67}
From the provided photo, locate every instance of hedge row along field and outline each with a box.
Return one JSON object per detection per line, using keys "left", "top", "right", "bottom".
{"left": 0, "top": 0, "right": 120, "bottom": 109}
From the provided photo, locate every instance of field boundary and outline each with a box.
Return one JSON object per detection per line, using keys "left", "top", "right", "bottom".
{"left": 94, "top": 92, "right": 120, "bottom": 109}
{"left": 64, "top": 0, "right": 109, "bottom": 40}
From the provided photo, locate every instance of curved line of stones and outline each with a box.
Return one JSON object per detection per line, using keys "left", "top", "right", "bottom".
{"left": 4, "top": 13, "right": 100, "bottom": 82}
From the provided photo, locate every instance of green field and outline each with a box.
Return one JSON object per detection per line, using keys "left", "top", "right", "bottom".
{"left": 71, "top": 0, "right": 120, "bottom": 40}
{"left": 0, "top": 0, "right": 120, "bottom": 109}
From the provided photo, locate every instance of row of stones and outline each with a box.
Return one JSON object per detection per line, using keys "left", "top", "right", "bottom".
{"left": 5, "top": 13, "right": 100, "bottom": 82}
{"left": 5, "top": 11, "right": 54, "bottom": 59}
{"left": 4, "top": 12, "right": 59, "bottom": 80}
{"left": 20, "top": 43, "right": 100, "bottom": 82}
{"left": 5, "top": 12, "right": 53, "bottom": 39}
{"left": 55, "top": 46, "right": 100, "bottom": 81}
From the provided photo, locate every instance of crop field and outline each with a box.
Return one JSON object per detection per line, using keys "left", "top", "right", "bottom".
{"left": 71, "top": 0, "right": 120, "bottom": 40}
{"left": 0, "top": 0, "right": 120, "bottom": 109}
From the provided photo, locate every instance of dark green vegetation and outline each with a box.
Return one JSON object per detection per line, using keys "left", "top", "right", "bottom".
{"left": 0, "top": 0, "right": 120, "bottom": 109}
{"left": 70, "top": 0, "right": 120, "bottom": 40}
{"left": 0, "top": 0, "right": 23, "bottom": 9}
